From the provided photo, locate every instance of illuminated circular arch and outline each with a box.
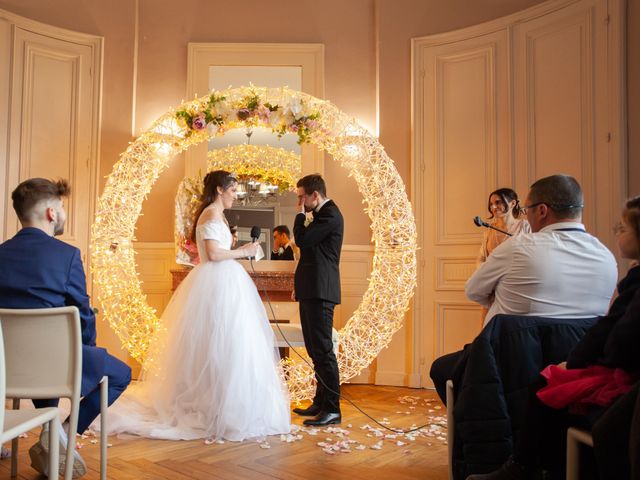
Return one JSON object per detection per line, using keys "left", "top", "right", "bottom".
{"left": 91, "top": 86, "right": 417, "bottom": 401}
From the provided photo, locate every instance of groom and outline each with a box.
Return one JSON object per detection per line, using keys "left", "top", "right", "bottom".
{"left": 0, "top": 178, "right": 131, "bottom": 477}
{"left": 293, "top": 174, "right": 344, "bottom": 426}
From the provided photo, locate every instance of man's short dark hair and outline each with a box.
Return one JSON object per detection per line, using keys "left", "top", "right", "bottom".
{"left": 11, "top": 178, "right": 71, "bottom": 222}
{"left": 297, "top": 174, "right": 327, "bottom": 197}
{"left": 528, "top": 174, "right": 584, "bottom": 218}
{"left": 273, "top": 225, "right": 290, "bottom": 237}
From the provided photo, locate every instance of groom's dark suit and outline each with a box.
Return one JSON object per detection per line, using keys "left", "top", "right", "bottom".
{"left": 0, "top": 227, "right": 131, "bottom": 433}
{"left": 294, "top": 200, "right": 343, "bottom": 413}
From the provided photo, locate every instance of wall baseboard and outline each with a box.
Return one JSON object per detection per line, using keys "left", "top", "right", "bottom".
{"left": 375, "top": 370, "right": 412, "bottom": 387}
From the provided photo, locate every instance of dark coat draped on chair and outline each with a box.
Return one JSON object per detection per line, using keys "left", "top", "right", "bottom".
{"left": 452, "top": 314, "right": 597, "bottom": 479}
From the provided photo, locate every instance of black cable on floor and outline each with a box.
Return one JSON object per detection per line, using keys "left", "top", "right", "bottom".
{"left": 250, "top": 258, "right": 436, "bottom": 434}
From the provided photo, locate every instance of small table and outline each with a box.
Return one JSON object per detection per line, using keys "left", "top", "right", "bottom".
{"left": 170, "top": 266, "right": 294, "bottom": 300}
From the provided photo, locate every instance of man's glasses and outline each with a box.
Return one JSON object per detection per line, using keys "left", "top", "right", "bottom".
{"left": 521, "top": 202, "right": 584, "bottom": 214}
{"left": 521, "top": 202, "right": 544, "bottom": 214}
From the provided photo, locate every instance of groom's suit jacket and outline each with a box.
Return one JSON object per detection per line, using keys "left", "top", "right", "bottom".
{"left": 293, "top": 200, "right": 344, "bottom": 304}
{"left": 0, "top": 227, "right": 108, "bottom": 396}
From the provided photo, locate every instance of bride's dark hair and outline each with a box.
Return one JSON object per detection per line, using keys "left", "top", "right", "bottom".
{"left": 190, "top": 170, "right": 237, "bottom": 241}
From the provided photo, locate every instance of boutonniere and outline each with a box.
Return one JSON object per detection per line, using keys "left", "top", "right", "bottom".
{"left": 304, "top": 213, "right": 314, "bottom": 227}
{"left": 278, "top": 247, "right": 284, "bottom": 255}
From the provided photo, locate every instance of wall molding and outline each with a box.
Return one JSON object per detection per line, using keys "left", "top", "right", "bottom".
{"left": 435, "top": 256, "right": 477, "bottom": 291}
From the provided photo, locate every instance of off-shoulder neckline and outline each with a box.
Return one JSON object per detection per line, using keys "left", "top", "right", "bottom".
{"left": 196, "top": 218, "right": 226, "bottom": 229}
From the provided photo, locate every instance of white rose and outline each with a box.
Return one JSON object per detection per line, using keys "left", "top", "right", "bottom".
{"left": 213, "top": 100, "right": 231, "bottom": 119}
{"left": 304, "top": 214, "right": 314, "bottom": 227}
{"left": 289, "top": 97, "right": 303, "bottom": 118}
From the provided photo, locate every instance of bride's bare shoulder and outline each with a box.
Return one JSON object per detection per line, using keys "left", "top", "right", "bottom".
{"left": 196, "top": 207, "right": 224, "bottom": 228}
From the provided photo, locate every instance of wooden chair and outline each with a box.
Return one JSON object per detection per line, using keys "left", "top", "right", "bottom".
{"left": 0, "top": 306, "right": 107, "bottom": 480}
{"left": 0, "top": 320, "right": 60, "bottom": 478}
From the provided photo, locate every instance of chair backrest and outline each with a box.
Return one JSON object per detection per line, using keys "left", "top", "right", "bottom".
{"left": 0, "top": 306, "right": 82, "bottom": 401}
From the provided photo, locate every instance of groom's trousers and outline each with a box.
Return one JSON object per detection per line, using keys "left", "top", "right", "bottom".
{"left": 299, "top": 299, "right": 341, "bottom": 413}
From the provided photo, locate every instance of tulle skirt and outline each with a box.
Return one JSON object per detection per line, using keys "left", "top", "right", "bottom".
{"left": 103, "top": 259, "right": 291, "bottom": 441}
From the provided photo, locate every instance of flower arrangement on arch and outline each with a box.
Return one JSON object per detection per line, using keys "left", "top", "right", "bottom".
{"left": 174, "top": 88, "right": 321, "bottom": 145}
{"left": 174, "top": 172, "right": 204, "bottom": 266}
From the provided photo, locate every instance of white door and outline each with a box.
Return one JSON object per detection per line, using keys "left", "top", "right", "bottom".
{"left": 1, "top": 12, "right": 102, "bottom": 266}
{"left": 412, "top": 0, "right": 624, "bottom": 386}
{"left": 413, "top": 28, "right": 511, "bottom": 386}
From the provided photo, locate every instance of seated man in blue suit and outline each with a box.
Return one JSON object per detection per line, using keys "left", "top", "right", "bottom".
{"left": 0, "top": 178, "right": 131, "bottom": 478}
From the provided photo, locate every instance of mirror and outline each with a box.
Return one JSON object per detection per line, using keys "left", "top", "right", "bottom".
{"left": 209, "top": 65, "right": 303, "bottom": 258}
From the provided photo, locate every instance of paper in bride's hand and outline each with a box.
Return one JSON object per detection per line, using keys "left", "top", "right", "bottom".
{"left": 254, "top": 243, "right": 265, "bottom": 261}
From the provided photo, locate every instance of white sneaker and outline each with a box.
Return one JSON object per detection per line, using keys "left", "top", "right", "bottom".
{"left": 0, "top": 446, "right": 10, "bottom": 459}
{"left": 29, "top": 424, "right": 87, "bottom": 478}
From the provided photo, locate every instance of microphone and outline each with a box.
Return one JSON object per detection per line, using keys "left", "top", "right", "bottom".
{"left": 473, "top": 216, "right": 512, "bottom": 236}
{"left": 250, "top": 226, "right": 261, "bottom": 242}
{"left": 247, "top": 226, "right": 261, "bottom": 260}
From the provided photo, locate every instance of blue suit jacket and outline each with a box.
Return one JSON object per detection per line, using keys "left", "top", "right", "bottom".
{"left": 0, "top": 227, "right": 107, "bottom": 396}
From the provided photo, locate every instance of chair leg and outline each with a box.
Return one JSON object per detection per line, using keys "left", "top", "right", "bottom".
{"left": 10, "top": 437, "right": 18, "bottom": 478}
{"left": 446, "top": 380, "right": 454, "bottom": 480}
{"left": 65, "top": 399, "right": 80, "bottom": 480}
{"left": 11, "top": 398, "right": 20, "bottom": 478}
{"left": 566, "top": 429, "right": 579, "bottom": 480}
{"left": 100, "top": 376, "right": 108, "bottom": 480}
{"left": 49, "top": 418, "right": 59, "bottom": 479}
{"left": 566, "top": 427, "right": 593, "bottom": 480}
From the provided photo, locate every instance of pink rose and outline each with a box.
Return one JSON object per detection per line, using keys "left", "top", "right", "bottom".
{"left": 183, "top": 239, "right": 198, "bottom": 253}
{"left": 191, "top": 114, "right": 206, "bottom": 130}
{"left": 237, "top": 108, "right": 252, "bottom": 121}
{"left": 257, "top": 105, "right": 271, "bottom": 122}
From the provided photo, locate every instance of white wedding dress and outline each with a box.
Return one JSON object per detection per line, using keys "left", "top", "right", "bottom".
{"left": 103, "top": 219, "right": 291, "bottom": 441}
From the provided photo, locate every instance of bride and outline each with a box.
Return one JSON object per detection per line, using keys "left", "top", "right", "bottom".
{"left": 104, "top": 170, "right": 291, "bottom": 441}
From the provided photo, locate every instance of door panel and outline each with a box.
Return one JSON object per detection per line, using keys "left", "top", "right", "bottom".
{"left": 416, "top": 29, "right": 510, "bottom": 382}
{"left": 4, "top": 24, "right": 100, "bottom": 262}
{"left": 8, "top": 29, "right": 92, "bottom": 252}
{"left": 513, "top": 0, "right": 608, "bottom": 232}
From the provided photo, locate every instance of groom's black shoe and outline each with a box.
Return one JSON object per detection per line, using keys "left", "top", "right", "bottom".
{"left": 303, "top": 411, "right": 341, "bottom": 426}
{"left": 293, "top": 404, "right": 322, "bottom": 417}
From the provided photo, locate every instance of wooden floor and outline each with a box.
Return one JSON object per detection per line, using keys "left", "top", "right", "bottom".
{"left": 1, "top": 385, "right": 448, "bottom": 480}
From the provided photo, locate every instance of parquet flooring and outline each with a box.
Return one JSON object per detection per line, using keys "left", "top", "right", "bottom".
{"left": 0, "top": 385, "right": 448, "bottom": 479}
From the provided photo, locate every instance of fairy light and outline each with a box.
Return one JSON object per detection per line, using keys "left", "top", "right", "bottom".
{"left": 90, "top": 86, "right": 417, "bottom": 401}
{"left": 207, "top": 144, "right": 301, "bottom": 191}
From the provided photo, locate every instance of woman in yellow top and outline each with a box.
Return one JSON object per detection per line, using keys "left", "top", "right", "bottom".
{"left": 477, "top": 187, "right": 531, "bottom": 264}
